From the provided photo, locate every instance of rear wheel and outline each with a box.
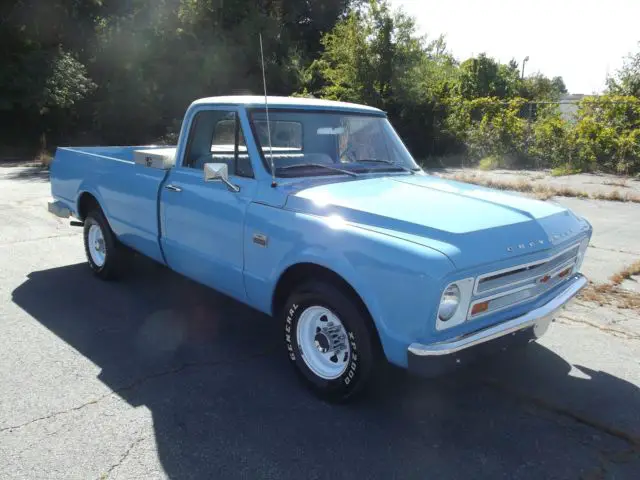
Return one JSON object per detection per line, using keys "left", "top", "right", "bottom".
{"left": 283, "top": 281, "right": 381, "bottom": 402}
{"left": 83, "top": 209, "right": 127, "bottom": 280}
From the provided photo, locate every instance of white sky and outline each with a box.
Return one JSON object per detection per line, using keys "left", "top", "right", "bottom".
{"left": 389, "top": 0, "right": 640, "bottom": 94}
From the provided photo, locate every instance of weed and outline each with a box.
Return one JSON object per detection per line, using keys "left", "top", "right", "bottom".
{"left": 603, "top": 179, "right": 629, "bottom": 188}
{"left": 37, "top": 150, "right": 53, "bottom": 168}
{"left": 445, "top": 173, "right": 640, "bottom": 203}
{"left": 579, "top": 284, "right": 640, "bottom": 310}
{"left": 610, "top": 260, "right": 640, "bottom": 286}
{"left": 580, "top": 261, "right": 640, "bottom": 311}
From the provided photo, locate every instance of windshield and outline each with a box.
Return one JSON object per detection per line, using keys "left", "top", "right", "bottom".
{"left": 249, "top": 109, "right": 420, "bottom": 177}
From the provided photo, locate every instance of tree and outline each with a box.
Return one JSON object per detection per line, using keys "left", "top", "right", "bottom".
{"left": 607, "top": 43, "right": 640, "bottom": 97}
{"left": 457, "top": 54, "right": 520, "bottom": 99}
{"left": 306, "top": 0, "right": 423, "bottom": 107}
{"left": 551, "top": 76, "right": 568, "bottom": 95}
{"left": 520, "top": 73, "right": 568, "bottom": 100}
{"left": 305, "top": 0, "right": 453, "bottom": 156}
{"left": 0, "top": 1, "right": 99, "bottom": 147}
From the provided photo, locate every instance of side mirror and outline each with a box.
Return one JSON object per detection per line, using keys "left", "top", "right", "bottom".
{"left": 203, "top": 163, "right": 240, "bottom": 192}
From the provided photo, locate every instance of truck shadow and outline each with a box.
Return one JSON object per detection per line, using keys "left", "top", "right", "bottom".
{"left": 12, "top": 258, "right": 640, "bottom": 479}
{"left": 4, "top": 165, "right": 50, "bottom": 182}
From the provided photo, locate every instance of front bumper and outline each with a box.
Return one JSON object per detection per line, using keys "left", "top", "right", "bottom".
{"left": 408, "top": 273, "right": 587, "bottom": 377}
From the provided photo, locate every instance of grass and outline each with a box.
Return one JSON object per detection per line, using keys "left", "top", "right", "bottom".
{"left": 579, "top": 283, "right": 640, "bottom": 311}
{"left": 603, "top": 179, "right": 629, "bottom": 188}
{"left": 610, "top": 260, "right": 640, "bottom": 286}
{"left": 551, "top": 165, "right": 583, "bottom": 177}
{"left": 579, "top": 261, "right": 640, "bottom": 311}
{"left": 443, "top": 173, "right": 640, "bottom": 203}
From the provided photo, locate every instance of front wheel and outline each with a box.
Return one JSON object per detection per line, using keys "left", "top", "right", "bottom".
{"left": 283, "top": 282, "right": 381, "bottom": 402}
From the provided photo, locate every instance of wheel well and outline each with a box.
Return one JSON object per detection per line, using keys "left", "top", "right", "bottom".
{"left": 77, "top": 192, "right": 100, "bottom": 220}
{"left": 272, "top": 263, "right": 369, "bottom": 318}
{"left": 272, "top": 263, "right": 384, "bottom": 354}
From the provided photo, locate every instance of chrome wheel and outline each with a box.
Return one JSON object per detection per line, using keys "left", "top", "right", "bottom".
{"left": 87, "top": 224, "right": 106, "bottom": 267}
{"left": 296, "top": 306, "right": 350, "bottom": 380}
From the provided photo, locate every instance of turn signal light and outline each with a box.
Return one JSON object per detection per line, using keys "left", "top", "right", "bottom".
{"left": 471, "top": 301, "right": 489, "bottom": 316}
{"left": 559, "top": 267, "right": 572, "bottom": 278}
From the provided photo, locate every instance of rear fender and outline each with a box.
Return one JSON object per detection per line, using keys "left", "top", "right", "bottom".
{"left": 76, "top": 184, "right": 107, "bottom": 220}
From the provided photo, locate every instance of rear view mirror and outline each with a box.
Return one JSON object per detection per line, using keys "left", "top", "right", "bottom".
{"left": 203, "top": 163, "right": 240, "bottom": 192}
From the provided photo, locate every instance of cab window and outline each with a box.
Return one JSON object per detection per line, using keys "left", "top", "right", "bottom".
{"left": 184, "top": 110, "right": 253, "bottom": 177}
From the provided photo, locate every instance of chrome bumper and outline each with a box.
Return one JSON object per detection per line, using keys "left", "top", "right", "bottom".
{"left": 409, "top": 273, "right": 587, "bottom": 358}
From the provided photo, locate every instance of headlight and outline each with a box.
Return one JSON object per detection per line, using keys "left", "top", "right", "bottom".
{"left": 575, "top": 237, "right": 589, "bottom": 271}
{"left": 438, "top": 284, "right": 461, "bottom": 321}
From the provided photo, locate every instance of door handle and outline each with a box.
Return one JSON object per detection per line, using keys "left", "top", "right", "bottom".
{"left": 165, "top": 184, "right": 182, "bottom": 192}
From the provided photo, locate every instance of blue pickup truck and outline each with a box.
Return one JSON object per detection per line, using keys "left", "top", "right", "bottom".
{"left": 48, "top": 96, "right": 591, "bottom": 401}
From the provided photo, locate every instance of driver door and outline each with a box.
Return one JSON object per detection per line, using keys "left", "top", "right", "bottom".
{"left": 160, "top": 107, "right": 256, "bottom": 302}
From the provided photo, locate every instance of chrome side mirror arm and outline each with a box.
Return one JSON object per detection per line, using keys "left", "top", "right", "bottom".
{"left": 203, "top": 163, "right": 240, "bottom": 192}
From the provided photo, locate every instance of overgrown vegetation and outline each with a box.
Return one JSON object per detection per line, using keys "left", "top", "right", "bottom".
{"left": 442, "top": 172, "right": 640, "bottom": 203}
{"left": 576, "top": 261, "right": 640, "bottom": 312}
{"left": 1, "top": 0, "right": 639, "bottom": 174}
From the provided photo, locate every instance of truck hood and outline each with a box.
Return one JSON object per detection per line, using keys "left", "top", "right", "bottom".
{"left": 284, "top": 174, "right": 589, "bottom": 270}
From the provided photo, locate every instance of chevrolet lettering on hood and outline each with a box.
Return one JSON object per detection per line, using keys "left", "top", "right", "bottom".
{"left": 506, "top": 239, "right": 546, "bottom": 252}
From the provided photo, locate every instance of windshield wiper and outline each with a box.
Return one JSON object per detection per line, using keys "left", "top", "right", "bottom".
{"left": 355, "top": 158, "right": 417, "bottom": 174}
{"left": 276, "top": 163, "right": 359, "bottom": 177}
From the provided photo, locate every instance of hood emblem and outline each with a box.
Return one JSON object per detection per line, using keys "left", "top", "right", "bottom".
{"left": 507, "top": 239, "right": 545, "bottom": 253}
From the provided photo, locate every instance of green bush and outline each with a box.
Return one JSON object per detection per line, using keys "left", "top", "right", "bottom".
{"left": 569, "top": 96, "right": 640, "bottom": 174}
{"left": 446, "top": 97, "right": 529, "bottom": 165}
{"left": 448, "top": 94, "right": 640, "bottom": 175}
{"left": 529, "top": 109, "right": 573, "bottom": 168}
{"left": 551, "top": 164, "right": 582, "bottom": 176}
{"left": 478, "top": 155, "right": 502, "bottom": 170}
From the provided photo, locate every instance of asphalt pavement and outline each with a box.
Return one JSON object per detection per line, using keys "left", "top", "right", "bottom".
{"left": 1, "top": 165, "right": 639, "bottom": 479}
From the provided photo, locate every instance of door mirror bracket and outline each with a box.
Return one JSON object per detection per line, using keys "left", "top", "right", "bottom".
{"left": 203, "top": 163, "right": 240, "bottom": 192}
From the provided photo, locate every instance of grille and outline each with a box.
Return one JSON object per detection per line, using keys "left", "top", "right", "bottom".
{"left": 476, "top": 244, "right": 580, "bottom": 295}
{"left": 468, "top": 243, "right": 580, "bottom": 319}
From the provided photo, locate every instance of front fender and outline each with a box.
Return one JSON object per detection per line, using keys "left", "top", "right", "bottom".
{"left": 243, "top": 205, "right": 455, "bottom": 366}
{"left": 274, "top": 244, "right": 384, "bottom": 330}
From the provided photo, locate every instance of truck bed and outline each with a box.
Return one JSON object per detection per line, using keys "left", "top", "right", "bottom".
{"left": 59, "top": 146, "right": 177, "bottom": 163}
{"left": 50, "top": 146, "right": 175, "bottom": 263}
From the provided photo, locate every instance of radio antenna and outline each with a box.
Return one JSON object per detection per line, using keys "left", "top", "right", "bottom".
{"left": 259, "top": 34, "right": 276, "bottom": 188}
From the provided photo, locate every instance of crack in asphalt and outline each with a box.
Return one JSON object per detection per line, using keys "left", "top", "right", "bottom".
{"left": 0, "top": 348, "right": 277, "bottom": 434}
{"left": 0, "top": 232, "right": 80, "bottom": 247}
{"left": 589, "top": 244, "right": 640, "bottom": 256}
{"left": 484, "top": 379, "right": 640, "bottom": 448}
{"left": 556, "top": 315, "right": 640, "bottom": 340}
{"left": 99, "top": 434, "right": 148, "bottom": 480}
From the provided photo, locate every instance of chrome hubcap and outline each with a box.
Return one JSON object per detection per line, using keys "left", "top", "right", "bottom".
{"left": 88, "top": 224, "right": 106, "bottom": 267}
{"left": 297, "top": 306, "right": 350, "bottom": 380}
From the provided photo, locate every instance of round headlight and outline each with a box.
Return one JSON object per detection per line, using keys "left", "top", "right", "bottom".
{"left": 438, "top": 284, "right": 461, "bottom": 321}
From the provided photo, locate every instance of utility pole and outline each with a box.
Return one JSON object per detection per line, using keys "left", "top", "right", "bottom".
{"left": 521, "top": 56, "right": 530, "bottom": 79}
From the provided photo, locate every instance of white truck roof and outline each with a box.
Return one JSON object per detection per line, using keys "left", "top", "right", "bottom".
{"left": 190, "top": 96, "right": 384, "bottom": 114}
